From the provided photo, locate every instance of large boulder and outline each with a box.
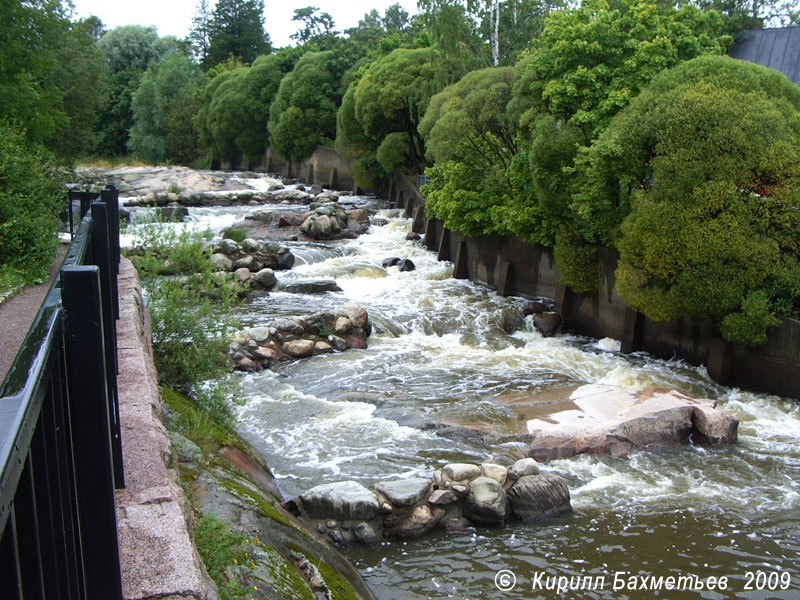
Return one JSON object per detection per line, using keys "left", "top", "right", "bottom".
{"left": 533, "top": 312, "right": 562, "bottom": 337}
{"left": 252, "top": 268, "right": 277, "bottom": 290}
{"left": 278, "top": 280, "right": 343, "bottom": 294}
{"left": 297, "top": 481, "right": 379, "bottom": 521}
{"left": 524, "top": 384, "right": 739, "bottom": 461}
{"left": 385, "top": 505, "right": 445, "bottom": 540}
{"left": 463, "top": 477, "right": 507, "bottom": 525}
{"left": 374, "top": 478, "right": 430, "bottom": 507}
{"left": 507, "top": 474, "right": 572, "bottom": 521}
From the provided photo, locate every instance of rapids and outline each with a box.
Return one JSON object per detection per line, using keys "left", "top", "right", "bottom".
{"left": 137, "top": 185, "right": 800, "bottom": 599}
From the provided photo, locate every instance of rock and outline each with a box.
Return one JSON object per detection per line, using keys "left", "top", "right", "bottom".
{"left": 270, "top": 318, "right": 306, "bottom": 337}
{"left": 210, "top": 253, "right": 233, "bottom": 272}
{"left": 533, "top": 312, "right": 562, "bottom": 337}
{"left": 334, "top": 317, "right": 352, "bottom": 335}
{"left": 282, "top": 339, "right": 315, "bottom": 358}
{"left": 373, "top": 478, "right": 431, "bottom": 507}
{"left": 427, "top": 490, "right": 457, "bottom": 506}
{"left": 328, "top": 335, "right": 349, "bottom": 352}
{"left": 372, "top": 217, "right": 389, "bottom": 227}
{"left": 346, "top": 335, "right": 367, "bottom": 350}
{"left": 507, "top": 474, "right": 572, "bottom": 521}
{"left": 406, "top": 232, "right": 421, "bottom": 241}
{"left": 353, "top": 523, "right": 380, "bottom": 544}
{"left": 386, "top": 505, "right": 445, "bottom": 539}
{"left": 443, "top": 463, "right": 481, "bottom": 482}
{"left": 314, "top": 341, "right": 332, "bottom": 354}
{"left": 692, "top": 405, "right": 738, "bottom": 445}
{"left": 159, "top": 205, "right": 189, "bottom": 221}
{"left": 347, "top": 209, "right": 369, "bottom": 226}
{"left": 253, "top": 347, "right": 277, "bottom": 362}
{"left": 522, "top": 301, "right": 549, "bottom": 316}
{"left": 234, "top": 255, "right": 255, "bottom": 270}
{"left": 298, "top": 481, "right": 379, "bottom": 521}
{"left": 235, "top": 357, "right": 259, "bottom": 372}
{"left": 278, "top": 280, "right": 343, "bottom": 294}
{"left": 382, "top": 257, "right": 402, "bottom": 268}
{"left": 219, "top": 239, "right": 239, "bottom": 255}
{"left": 234, "top": 267, "right": 251, "bottom": 282}
{"left": 480, "top": 463, "right": 508, "bottom": 486}
{"left": 253, "top": 268, "right": 277, "bottom": 290}
{"left": 397, "top": 259, "right": 416, "bottom": 272}
{"left": 509, "top": 458, "right": 540, "bottom": 477}
{"left": 301, "top": 214, "right": 341, "bottom": 239}
{"left": 340, "top": 303, "right": 369, "bottom": 329}
{"left": 240, "top": 238, "right": 260, "bottom": 253}
{"left": 524, "top": 384, "right": 737, "bottom": 461}
{"left": 463, "top": 477, "right": 508, "bottom": 526}
{"left": 247, "top": 327, "right": 270, "bottom": 343}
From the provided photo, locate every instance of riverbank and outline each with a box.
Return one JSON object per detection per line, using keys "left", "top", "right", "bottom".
{"left": 115, "top": 257, "right": 375, "bottom": 599}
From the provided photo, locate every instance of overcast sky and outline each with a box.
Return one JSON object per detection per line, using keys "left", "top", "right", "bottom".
{"left": 69, "top": 0, "right": 421, "bottom": 48}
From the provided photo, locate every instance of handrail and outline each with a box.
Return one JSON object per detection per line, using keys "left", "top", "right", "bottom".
{"left": 0, "top": 186, "right": 124, "bottom": 599}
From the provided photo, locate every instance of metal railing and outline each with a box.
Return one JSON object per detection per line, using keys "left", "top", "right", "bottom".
{"left": 0, "top": 187, "right": 124, "bottom": 599}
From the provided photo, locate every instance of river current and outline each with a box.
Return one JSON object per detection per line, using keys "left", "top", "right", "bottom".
{"left": 127, "top": 185, "right": 800, "bottom": 599}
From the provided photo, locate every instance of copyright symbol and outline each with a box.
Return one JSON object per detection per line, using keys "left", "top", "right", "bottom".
{"left": 495, "top": 569, "right": 516, "bottom": 591}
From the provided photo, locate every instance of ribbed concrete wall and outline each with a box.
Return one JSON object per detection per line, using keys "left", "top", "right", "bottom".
{"left": 729, "top": 26, "right": 800, "bottom": 87}
{"left": 390, "top": 172, "right": 800, "bottom": 401}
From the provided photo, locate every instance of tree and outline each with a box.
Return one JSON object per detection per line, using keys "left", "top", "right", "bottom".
{"left": 290, "top": 6, "right": 336, "bottom": 43}
{"left": 0, "top": 122, "right": 65, "bottom": 284}
{"left": 95, "top": 25, "right": 180, "bottom": 155}
{"left": 206, "top": 0, "right": 270, "bottom": 68}
{"left": 337, "top": 47, "right": 444, "bottom": 183}
{"left": 128, "top": 52, "right": 206, "bottom": 164}
{"left": 383, "top": 4, "right": 411, "bottom": 30}
{"left": 588, "top": 56, "right": 800, "bottom": 346}
{"left": 268, "top": 51, "right": 349, "bottom": 162}
{"left": 187, "top": 0, "right": 213, "bottom": 64}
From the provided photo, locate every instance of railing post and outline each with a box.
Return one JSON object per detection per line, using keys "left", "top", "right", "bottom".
{"left": 101, "top": 187, "right": 121, "bottom": 319}
{"left": 61, "top": 266, "right": 123, "bottom": 600}
{"left": 90, "top": 201, "right": 124, "bottom": 488}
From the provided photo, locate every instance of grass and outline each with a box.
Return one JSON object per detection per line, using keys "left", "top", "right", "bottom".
{"left": 194, "top": 515, "right": 248, "bottom": 600}
{"left": 0, "top": 265, "right": 28, "bottom": 298}
{"left": 222, "top": 227, "right": 247, "bottom": 242}
{"left": 161, "top": 386, "right": 243, "bottom": 453}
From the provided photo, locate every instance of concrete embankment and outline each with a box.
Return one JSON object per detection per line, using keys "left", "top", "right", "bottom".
{"left": 116, "top": 258, "right": 219, "bottom": 599}
{"left": 114, "top": 257, "right": 375, "bottom": 600}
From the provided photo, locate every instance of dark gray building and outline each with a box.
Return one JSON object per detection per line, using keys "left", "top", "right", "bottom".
{"left": 729, "top": 26, "right": 800, "bottom": 87}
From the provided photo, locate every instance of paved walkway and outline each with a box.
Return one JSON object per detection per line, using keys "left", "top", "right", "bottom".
{"left": 0, "top": 244, "right": 68, "bottom": 385}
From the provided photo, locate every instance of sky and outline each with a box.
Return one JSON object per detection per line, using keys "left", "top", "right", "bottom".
{"left": 69, "top": 0, "right": 421, "bottom": 48}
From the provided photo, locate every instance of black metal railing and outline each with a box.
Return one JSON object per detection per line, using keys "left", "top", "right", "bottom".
{"left": 0, "top": 186, "right": 124, "bottom": 599}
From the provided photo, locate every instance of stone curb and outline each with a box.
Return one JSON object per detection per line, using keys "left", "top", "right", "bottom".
{"left": 115, "top": 258, "right": 219, "bottom": 600}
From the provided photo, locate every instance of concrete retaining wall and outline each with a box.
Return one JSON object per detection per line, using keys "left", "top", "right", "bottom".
{"left": 389, "top": 172, "right": 800, "bottom": 401}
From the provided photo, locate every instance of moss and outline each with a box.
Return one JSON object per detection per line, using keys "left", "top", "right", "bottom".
{"left": 218, "top": 477, "right": 293, "bottom": 528}
{"left": 161, "top": 386, "right": 247, "bottom": 453}
{"left": 250, "top": 543, "right": 313, "bottom": 600}
{"left": 289, "top": 546, "right": 361, "bottom": 600}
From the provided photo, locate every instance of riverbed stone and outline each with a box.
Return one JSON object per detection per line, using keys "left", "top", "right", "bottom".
{"left": 510, "top": 458, "right": 540, "bottom": 477}
{"left": 334, "top": 316, "right": 352, "bottom": 334}
{"left": 270, "top": 317, "right": 307, "bottom": 336}
{"left": 692, "top": 404, "right": 739, "bottom": 445}
{"left": 507, "top": 474, "right": 572, "bottom": 521}
{"left": 282, "top": 339, "right": 315, "bottom": 358}
{"left": 340, "top": 303, "right": 369, "bottom": 329}
{"left": 386, "top": 505, "right": 445, "bottom": 539}
{"left": 427, "top": 489, "right": 457, "bottom": 506}
{"left": 253, "top": 347, "right": 276, "bottom": 362}
{"left": 382, "top": 257, "right": 401, "bottom": 268}
{"left": 211, "top": 253, "right": 233, "bottom": 271}
{"left": 219, "top": 238, "right": 239, "bottom": 255}
{"left": 346, "top": 334, "right": 367, "bottom": 350}
{"left": 353, "top": 522, "right": 380, "bottom": 544}
{"left": 298, "top": 481, "right": 379, "bottom": 521}
{"left": 463, "top": 477, "right": 507, "bottom": 525}
{"left": 374, "top": 478, "right": 431, "bottom": 507}
{"left": 234, "top": 267, "right": 251, "bottom": 282}
{"left": 278, "top": 280, "right": 342, "bottom": 294}
{"left": 234, "top": 255, "right": 255, "bottom": 270}
{"left": 235, "top": 357, "right": 259, "bottom": 372}
{"left": 247, "top": 327, "right": 270, "bottom": 343}
{"left": 443, "top": 463, "right": 482, "bottom": 482}
{"left": 522, "top": 301, "right": 549, "bottom": 316}
{"left": 397, "top": 259, "right": 416, "bottom": 272}
{"left": 328, "top": 335, "right": 349, "bottom": 352}
{"left": 240, "top": 238, "right": 260, "bottom": 253}
{"left": 314, "top": 341, "right": 332, "bottom": 354}
{"left": 253, "top": 268, "right": 277, "bottom": 290}
{"left": 533, "top": 312, "right": 562, "bottom": 337}
{"left": 481, "top": 463, "right": 508, "bottom": 485}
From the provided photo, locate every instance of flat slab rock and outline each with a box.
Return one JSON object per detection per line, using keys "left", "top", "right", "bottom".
{"left": 374, "top": 478, "right": 430, "bottom": 507}
{"left": 298, "top": 481, "right": 379, "bottom": 521}
{"left": 523, "top": 384, "right": 738, "bottom": 461}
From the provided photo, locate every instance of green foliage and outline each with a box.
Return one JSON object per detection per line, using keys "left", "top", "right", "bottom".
{"left": 221, "top": 227, "right": 247, "bottom": 242}
{"left": 268, "top": 51, "right": 349, "bottom": 162}
{"left": 553, "top": 228, "right": 600, "bottom": 293}
{"left": 194, "top": 515, "right": 248, "bottom": 600}
{"left": 0, "top": 122, "right": 64, "bottom": 284}
{"left": 128, "top": 225, "right": 239, "bottom": 391}
{"left": 206, "top": 0, "right": 271, "bottom": 69}
{"left": 609, "top": 76, "right": 800, "bottom": 345}
{"left": 376, "top": 132, "right": 409, "bottom": 173}
{"left": 129, "top": 52, "right": 206, "bottom": 164}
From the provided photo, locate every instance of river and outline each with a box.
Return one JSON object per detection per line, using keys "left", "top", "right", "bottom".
{"left": 127, "top": 186, "right": 800, "bottom": 599}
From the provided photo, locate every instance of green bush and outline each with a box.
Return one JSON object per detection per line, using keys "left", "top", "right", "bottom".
{"left": 605, "top": 72, "right": 800, "bottom": 345}
{"left": 0, "top": 122, "right": 65, "bottom": 284}
{"left": 553, "top": 228, "right": 600, "bottom": 294}
{"left": 221, "top": 227, "right": 247, "bottom": 242}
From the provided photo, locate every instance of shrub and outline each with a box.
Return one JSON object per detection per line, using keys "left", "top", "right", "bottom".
{"left": 0, "top": 122, "right": 65, "bottom": 284}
